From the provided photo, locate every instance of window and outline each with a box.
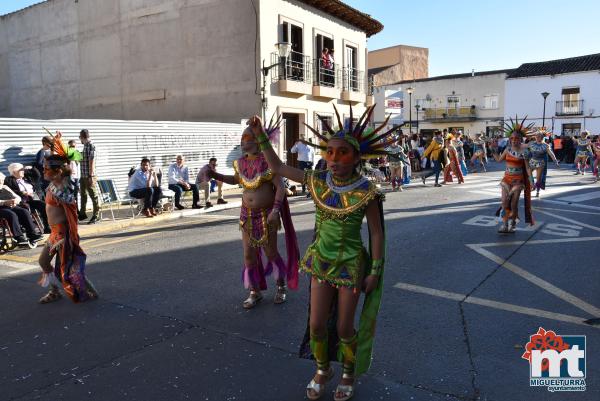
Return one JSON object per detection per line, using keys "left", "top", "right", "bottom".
{"left": 316, "top": 114, "right": 334, "bottom": 133}
{"left": 344, "top": 45, "right": 358, "bottom": 91}
{"left": 280, "top": 19, "right": 305, "bottom": 81}
{"left": 560, "top": 87, "right": 581, "bottom": 115}
{"left": 561, "top": 123, "right": 581, "bottom": 136}
{"left": 483, "top": 94, "right": 499, "bottom": 109}
{"left": 447, "top": 96, "right": 460, "bottom": 106}
{"left": 315, "top": 34, "right": 335, "bottom": 87}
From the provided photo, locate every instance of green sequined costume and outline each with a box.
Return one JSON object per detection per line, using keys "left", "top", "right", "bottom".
{"left": 299, "top": 169, "right": 386, "bottom": 376}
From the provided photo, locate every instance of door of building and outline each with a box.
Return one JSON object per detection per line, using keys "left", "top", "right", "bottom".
{"left": 282, "top": 113, "right": 300, "bottom": 168}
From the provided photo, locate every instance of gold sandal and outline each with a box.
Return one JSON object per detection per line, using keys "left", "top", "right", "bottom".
{"left": 242, "top": 291, "right": 263, "bottom": 309}
{"left": 306, "top": 367, "right": 334, "bottom": 400}
{"left": 274, "top": 285, "right": 287, "bottom": 304}
{"left": 334, "top": 373, "right": 355, "bottom": 401}
{"left": 39, "top": 288, "right": 62, "bottom": 304}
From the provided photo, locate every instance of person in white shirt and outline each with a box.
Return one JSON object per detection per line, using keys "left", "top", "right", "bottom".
{"left": 128, "top": 158, "right": 162, "bottom": 217}
{"left": 167, "top": 155, "right": 200, "bottom": 210}
{"left": 6, "top": 162, "right": 50, "bottom": 233}
{"left": 0, "top": 171, "right": 43, "bottom": 244}
{"left": 196, "top": 157, "right": 227, "bottom": 208}
{"left": 290, "top": 136, "right": 314, "bottom": 193}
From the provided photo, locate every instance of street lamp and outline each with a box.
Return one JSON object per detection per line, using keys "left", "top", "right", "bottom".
{"left": 406, "top": 86, "right": 414, "bottom": 133}
{"left": 415, "top": 104, "right": 421, "bottom": 134}
{"left": 261, "top": 42, "right": 291, "bottom": 120}
{"left": 541, "top": 91, "right": 550, "bottom": 128}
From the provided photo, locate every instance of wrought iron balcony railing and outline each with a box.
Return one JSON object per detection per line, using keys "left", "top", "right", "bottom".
{"left": 271, "top": 51, "right": 311, "bottom": 84}
{"left": 556, "top": 100, "right": 583, "bottom": 116}
{"left": 341, "top": 67, "right": 364, "bottom": 93}
{"left": 422, "top": 106, "right": 477, "bottom": 120}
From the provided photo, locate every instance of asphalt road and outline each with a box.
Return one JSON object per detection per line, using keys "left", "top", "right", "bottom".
{"left": 1, "top": 163, "right": 599, "bottom": 401}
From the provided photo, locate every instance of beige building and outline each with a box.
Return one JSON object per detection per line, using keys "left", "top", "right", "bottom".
{"left": 368, "top": 45, "right": 428, "bottom": 87}
{"left": 0, "top": 0, "right": 382, "bottom": 164}
{"left": 373, "top": 69, "right": 514, "bottom": 138}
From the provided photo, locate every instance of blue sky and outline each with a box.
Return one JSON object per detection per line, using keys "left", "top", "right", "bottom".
{"left": 2, "top": 0, "right": 599, "bottom": 76}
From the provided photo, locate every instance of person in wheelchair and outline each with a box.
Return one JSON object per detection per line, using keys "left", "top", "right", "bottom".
{"left": 5, "top": 163, "right": 50, "bottom": 233}
{"left": 0, "top": 172, "right": 44, "bottom": 246}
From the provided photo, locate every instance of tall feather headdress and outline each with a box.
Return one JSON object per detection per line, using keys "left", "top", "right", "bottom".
{"left": 503, "top": 116, "right": 534, "bottom": 138}
{"left": 43, "top": 128, "right": 82, "bottom": 163}
{"left": 301, "top": 104, "right": 396, "bottom": 159}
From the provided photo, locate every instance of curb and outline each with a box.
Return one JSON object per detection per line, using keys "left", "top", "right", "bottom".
{"left": 78, "top": 200, "right": 242, "bottom": 237}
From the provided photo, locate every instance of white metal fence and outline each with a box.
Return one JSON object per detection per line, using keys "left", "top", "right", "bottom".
{"left": 0, "top": 118, "right": 244, "bottom": 199}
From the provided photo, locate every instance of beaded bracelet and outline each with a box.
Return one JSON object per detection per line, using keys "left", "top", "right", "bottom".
{"left": 370, "top": 259, "right": 384, "bottom": 276}
{"left": 272, "top": 199, "right": 283, "bottom": 213}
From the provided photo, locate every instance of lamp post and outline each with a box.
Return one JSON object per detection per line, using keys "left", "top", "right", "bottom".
{"left": 406, "top": 86, "right": 414, "bottom": 133}
{"left": 261, "top": 42, "right": 291, "bottom": 121}
{"left": 541, "top": 91, "right": 550, "bottom": 128}
{"left": 415, "top": 104, "right": 421, "bottom": 134}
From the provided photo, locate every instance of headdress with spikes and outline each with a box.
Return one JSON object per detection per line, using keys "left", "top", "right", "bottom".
{"left": 263, "top": 113, "right": 283, "bottom": 144}
{"left": 43, "top": 127, "right": 82, "bottom": 167}
{"left": 503, "top": 116, "right": 535, "bottom": 138}
{"left": 302, "top": 104, "right": 396, "bottom": 159}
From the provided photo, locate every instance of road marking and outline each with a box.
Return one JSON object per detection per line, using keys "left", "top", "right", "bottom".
{"left": 537, "top": 199, "right": 600, "bottom": 211}
{"left": 393, "top": 282, "right": 595, "bottom": 328}
{"left": 558, "top": 191, "right": 600, "bottom": 203}
{"left": 534, "top": 206, "right": 600, "bottom": 216}
{"left": 535, "top": 209, "right": 600, "bottom": 233}
{"left": 0, "top": 259, "right": 40, "bottom": 278}
{"left": 0, "top": 254, "right": 37, "bottom": 263}
{"left": 467, "top": 244, "right": 600, "bottom": 317}
{"left": 470, "top": 236, "right": 600, "bottom": 247}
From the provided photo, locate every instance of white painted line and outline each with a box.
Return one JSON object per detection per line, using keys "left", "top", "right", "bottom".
{"left": 467, "top": 236, "right": 600, "bottom": 248}
{"left": 393, "top": 282, "right": 594, "bottom": 327}
{"left": 467, "top": 245, "right": 600, "bottom": 317}
{"left": 535, "top": 209, "right": 600, "bottom": 233}
{"left": 535, "top": 207, "right": 600, "bottom": 216}
{"left": 537, "top": 199, "right": 600, "bottom": 211}
{"left": 558, "top": 191, "right": 600, "bottom": 203}
{"left": 0, "top": 259, "right": 40, "bottom": 279}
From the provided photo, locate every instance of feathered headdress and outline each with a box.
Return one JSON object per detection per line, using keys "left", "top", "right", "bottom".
{"left": 301, "top": 104, "right": 396, "bottom": 159}
{"left": 263, "top": 113, "right": 282, "bottom": 144}
{"left": 503, "top": 116, "right": 535, "bottom": 138}
{"left": 43, "top": 127, "right": 82, "bottom": 163}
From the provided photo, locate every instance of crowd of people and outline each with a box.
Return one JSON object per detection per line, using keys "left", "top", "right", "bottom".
{"left": 2, "top": 109, "right": 600, "bottom": 401}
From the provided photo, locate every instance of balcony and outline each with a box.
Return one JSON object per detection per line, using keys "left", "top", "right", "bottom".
{"left": 312, "top": 59, "right": 340, "bottom": 99}
{"left": 422, "top": 106, "right": 477, "bottom": 122}
{"left": 271, "top": 51, "right": 312, "bottom": 96}
{"left": 556, "top": 100, "right": 584, "bottom": 116}
{"left": 341, "top": 67, "right": 366, "bottom": 103}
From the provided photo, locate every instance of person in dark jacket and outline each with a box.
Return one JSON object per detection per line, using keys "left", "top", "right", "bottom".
{"left": 5, "top": 163, "right": 50, "bottom": 233}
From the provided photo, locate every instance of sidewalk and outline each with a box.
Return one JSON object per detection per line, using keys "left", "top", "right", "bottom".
{"left": 79, "top": 187, "right": 245, "bottom": 237}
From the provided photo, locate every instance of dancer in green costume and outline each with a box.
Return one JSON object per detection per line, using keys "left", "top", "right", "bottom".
{"left": 249, "top": 105, "right": 394, "bottom": 401}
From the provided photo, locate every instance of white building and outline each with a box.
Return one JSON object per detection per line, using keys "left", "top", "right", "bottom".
{"left": 0, "top": 0, "right": 382, "bottom": 165}
{"left": 373, "top": 69, "right": 512, "bottom": 138}
{"left": 504, "top": 53, "right": 600, "bottom": 136}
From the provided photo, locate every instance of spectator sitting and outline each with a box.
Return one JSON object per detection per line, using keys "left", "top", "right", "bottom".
{"left": 168, "top": 155, "right": 200, "bottom": 210}
{"left": 128, "top": 158, "right": 162, "bottom": 218}
{"left": 196, "top": 158, "right": 227, "bottom": 208}
{"left": 5, "top": 163, "right": 50, "bottom": 233}
{"left": 0, "top": 172, "right": 44, "bottom": 245}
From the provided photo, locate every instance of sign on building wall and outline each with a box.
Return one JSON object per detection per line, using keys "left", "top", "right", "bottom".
{"left": 0, "top": 119, "right": 243, "bottom": 199}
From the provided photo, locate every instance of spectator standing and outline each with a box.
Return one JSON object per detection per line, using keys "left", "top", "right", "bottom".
{"left": 34, "top": 136, "right": 53, "bottom": 193}
{"left": 5, "top": 163, "right": 50, "bottom": 233}
{"left": 78, "top": 129, "right": 100, "bottom": 224}
{"left": 290, "top": 137, "right": 314, "bottom": 194}
{"left": 0, "top": 172, "right": 43, "bottom": 245}
{"left": 168, "top": 155, "right": 201, "bottom": 210}
{"left": 328, "top": 48, "right": 335, "bottom": 71}
{"left": 67, "top": 140, "right": 81, "bottom": 207}
{"left": 129, "top": 158, "right": 162, "bottom": 218}
{"left": 196, "top": 158, "right": 227, "bottom": 208}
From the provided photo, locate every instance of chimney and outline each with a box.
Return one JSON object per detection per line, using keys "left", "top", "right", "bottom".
{"left": 471, "top": 69, "right": 475, "bottom": 77}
